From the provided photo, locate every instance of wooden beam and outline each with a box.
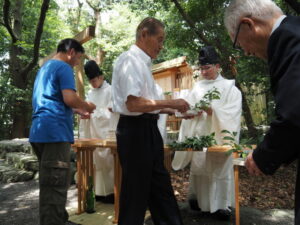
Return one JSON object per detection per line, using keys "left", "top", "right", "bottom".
{"left": 74, "top": 25, "right": 95, "bottom": 44}
{"left": 38, "top": 26, "right": 95, "bottom": 66}
{"left": 75, "top": 57, "right": 85, "bottom": 100}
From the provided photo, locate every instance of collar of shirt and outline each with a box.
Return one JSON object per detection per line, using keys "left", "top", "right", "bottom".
{"left": 130, "top": 44, "right": 152, "bottom": 68}
{"left": 202, "top": 73, "right": 224, "bottom": 84}
{"left": 271, "top": 15, "right": 287, "bottom": 35}
{"left": 91, "top": 80, "right": 109, "bottom": 91}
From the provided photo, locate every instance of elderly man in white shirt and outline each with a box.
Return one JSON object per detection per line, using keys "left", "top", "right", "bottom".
{"left": 111, "top": 17, "right": 189, "bottom": 225}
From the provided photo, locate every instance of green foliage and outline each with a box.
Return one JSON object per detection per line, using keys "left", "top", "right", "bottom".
{"left": 221, "top": 130, "right": 253, "bottom": 158}
{"left": 93, "top": 3, "right": 147, "bottom": 82}
{"left": 0, "top": 0, "right": 66, "bottom": 139}
{"left": 168, "top": 133, "right": 217, "bottom": 151}
{"left": 0, "top": 0, "right": 296, "bottom": 139}
{"left": 192, "top": 87, "right": 221, "bottom": 111}
{"left": 164, "top": 91, "right": 172, "bottom": 96}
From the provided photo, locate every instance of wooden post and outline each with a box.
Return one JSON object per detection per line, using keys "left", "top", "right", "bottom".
{"left": 38, "top": 26, "right": 95, "bottom": 67}
{"left": 234, "top": 165, "right": 240, "bottom": 225}
{"left": 233, "top": 152, "right": 240, "bottom": 225}
{"left": 75, "top": 57, "right": 85, "bottom": 99}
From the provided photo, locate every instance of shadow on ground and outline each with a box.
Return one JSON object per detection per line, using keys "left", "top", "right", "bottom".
{"left": 0, "top": 180, "right": 294, "bottom": 225}
{"left": 145, "top": 202, "right": 294, "bottom": 225}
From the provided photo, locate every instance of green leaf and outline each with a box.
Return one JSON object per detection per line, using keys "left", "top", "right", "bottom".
{"left": 223, "top": 136, "right": 235, "bottom": 141}
{"left": 226, "top": 149, "right": 234, "bottom": 155}
{"left": 221, "top": 130, "right": 231, "bottom": 134}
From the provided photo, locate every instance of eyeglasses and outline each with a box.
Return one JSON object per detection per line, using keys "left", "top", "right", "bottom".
{"left": 232, "top": 21, "right": 242, "bottom": 49}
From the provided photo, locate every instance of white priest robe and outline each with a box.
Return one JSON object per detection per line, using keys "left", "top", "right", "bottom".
{"left": 172, "top": 75, "right": 242, "bottom": 213}
{"left": 156, "top": 84, "right": 168, "bottom": 142}
{"left": 79, "top": 81, "right": 119, "bottom": 196}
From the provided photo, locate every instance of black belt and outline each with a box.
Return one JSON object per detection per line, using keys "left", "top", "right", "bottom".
{"left": 120, "top": 113, "right": 159, "bottom": 120}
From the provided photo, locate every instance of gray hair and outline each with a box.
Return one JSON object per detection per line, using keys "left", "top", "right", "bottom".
{"left": 224, "top": 0, "right": 283, "bottom": 35}
{"left": 136, "top": 17, "right": 165, "bottom": 41}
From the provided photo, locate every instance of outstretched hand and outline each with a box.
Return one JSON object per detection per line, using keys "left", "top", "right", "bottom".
{"left": 245, "top": 152, "right": 263, "bottom": 176}
{"left": 174, "top": 99, "right": 190, "bottom": 113}
{"left": 73, "top": 108, "right": 91, "bottom": 119}
{"left": 204, "top": 107, "right": 212, "bottom": 116}
{"left": 86, "top": 101, "right": 96, "bottom": 113}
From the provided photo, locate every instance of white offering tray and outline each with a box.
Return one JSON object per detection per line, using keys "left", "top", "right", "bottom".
{"left": 175, "top": 109, "right": 199, "bottom": 117}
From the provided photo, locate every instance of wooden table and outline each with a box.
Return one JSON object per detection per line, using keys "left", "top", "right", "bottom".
{"left": 72, "top": 139, "right": 244, "bottom": 225}
{"left": 72, "top": 138, "right": 172, "bottom": 223}
{"left": 72, "top": 139, "right": 120, "bottom": 223}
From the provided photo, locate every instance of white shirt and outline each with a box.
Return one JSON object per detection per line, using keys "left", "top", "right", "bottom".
{"left": 271, "top": 15, "right": 287, "bottom": 35}
{"left": 112, "top": 44, "right": 160, "bottom": 115}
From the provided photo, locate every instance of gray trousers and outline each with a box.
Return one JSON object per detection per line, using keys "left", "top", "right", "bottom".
{"left": 31, "top": 142, "right": 71, "bottom": 225}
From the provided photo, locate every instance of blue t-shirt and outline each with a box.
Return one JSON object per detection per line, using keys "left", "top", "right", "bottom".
{"left": 29, "top": 59, "right": 76, "bottom": 143}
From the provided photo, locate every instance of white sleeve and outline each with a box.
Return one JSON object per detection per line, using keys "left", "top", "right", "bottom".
{"left": 91, "top": 90, "right": 112, "bottom": 119}
{"left": 119, "top": 57, "right": 144, "bottom": 100}
{"left": 211, "top": 86, "right": 242, "bottom": 143}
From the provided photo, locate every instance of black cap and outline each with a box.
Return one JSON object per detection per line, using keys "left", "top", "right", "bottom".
{"left": 84, "top": 60, "right": 103, "bottom": 80}
{"left": 199, "top": 46, "right": 220, "bottom": 65}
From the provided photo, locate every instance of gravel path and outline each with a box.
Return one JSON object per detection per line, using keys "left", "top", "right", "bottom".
{"left": 0, "top": 180, "right": 77, "bottom": 225}
{"left": 0, "top": 180, "right": 295, "bottom": 225}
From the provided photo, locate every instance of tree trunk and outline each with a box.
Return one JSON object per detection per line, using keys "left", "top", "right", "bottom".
{"left": 9, "top": 0, "right": 27, "bottom": 138}
{"left": 3, "top": 0, "right": 50, "bottom": 138}
{"left": 235, "top": 82, "right": 258, "bottom": 138}
{"left": 96, "top": 48, "right": 106, "bottom": 66}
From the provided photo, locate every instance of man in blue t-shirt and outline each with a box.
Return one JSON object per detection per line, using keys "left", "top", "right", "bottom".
{"left": 29, "top": 38, "right": 95, "bottom": 225}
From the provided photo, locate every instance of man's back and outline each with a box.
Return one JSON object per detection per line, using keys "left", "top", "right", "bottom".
{"left": 30, "top": 59, "right": 76, "bottom": 143}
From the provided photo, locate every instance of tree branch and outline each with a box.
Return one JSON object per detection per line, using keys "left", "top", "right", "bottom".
{"left": 285, "top": 0, "right": 300, "bottom": 14}
{"left": 3, "top": 0, "right": 18, "bottom": 42}
{"left": 21, "top": 0, "right": 50, "bottom": 83}
{"left": 170, "top": 0, "right": 210, "bottom": 46}
{"left": 85, "top": 0, "right": 101, "bottom": 11}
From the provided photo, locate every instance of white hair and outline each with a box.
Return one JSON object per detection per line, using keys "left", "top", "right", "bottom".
{"left": 224, "top": 0, "right": 283, "bottom": 35}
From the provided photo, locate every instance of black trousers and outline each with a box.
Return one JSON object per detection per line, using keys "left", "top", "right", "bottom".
{"left": 31, "top": 142, "right": 71, "bottom": 225}
{"left": 296, "top": 161, "right": 300, "bottom": 225}
{"left": 116, "top": 114, "right": 183, "bottom": 225}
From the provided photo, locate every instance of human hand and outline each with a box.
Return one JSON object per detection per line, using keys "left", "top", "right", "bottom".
{"left": 182, "top": 114, "right": 195, "bottom": 119}
{"left": 73, "top": 108, "right": 90, "bottom": 119}
{"left": 173, "top": 99, "right": 190, "bottom": 113}
{"left": 197, "top": 111, "right": 203, "bottom": 117}
{"left": 86, "top": 102, "right": 96, "bottom": 113}
{"left": 245, "top": 152, "right": 263, "bottom": 176}
{"left": 80, "top": 113, "right": 91, "bottom": 119}
{"left": 204, "top": 107, "right": 212, "bottom": 116}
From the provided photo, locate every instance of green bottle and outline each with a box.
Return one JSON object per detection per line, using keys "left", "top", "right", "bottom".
{"left": 86, "top": 176, "right": 95, "bottom": 213}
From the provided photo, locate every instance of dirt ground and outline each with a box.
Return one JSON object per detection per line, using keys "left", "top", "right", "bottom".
{"left": 172, "top": 161, "right": 297, "bottom": 210}
{"left": 0, "top": 162, "right": 296, "bottom": 225}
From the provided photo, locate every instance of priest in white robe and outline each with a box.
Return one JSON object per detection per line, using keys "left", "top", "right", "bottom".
{"left": 172, "top": 46, "right": 242, "bottom": 220}
{"left": 156, "top": 83, "right": 169, "bottom": 142}
{"left": 79, "top": 60, "right": 119, "bottom": 202}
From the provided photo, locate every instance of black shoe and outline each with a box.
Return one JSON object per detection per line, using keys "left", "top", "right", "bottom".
{"left": 65, "top": 221, "right": 82, "bottom": 225}
{"left": 103, "top": 193, "right": 114, "bottom": 204}
{"left": 212, "top": 209, "right": 232, "bottom": 221}
{"left": 188, "top": 198, "right": 201, "bottom": 211}
{"left": 95, "top": 195, "right": 106, "bottom": 202}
